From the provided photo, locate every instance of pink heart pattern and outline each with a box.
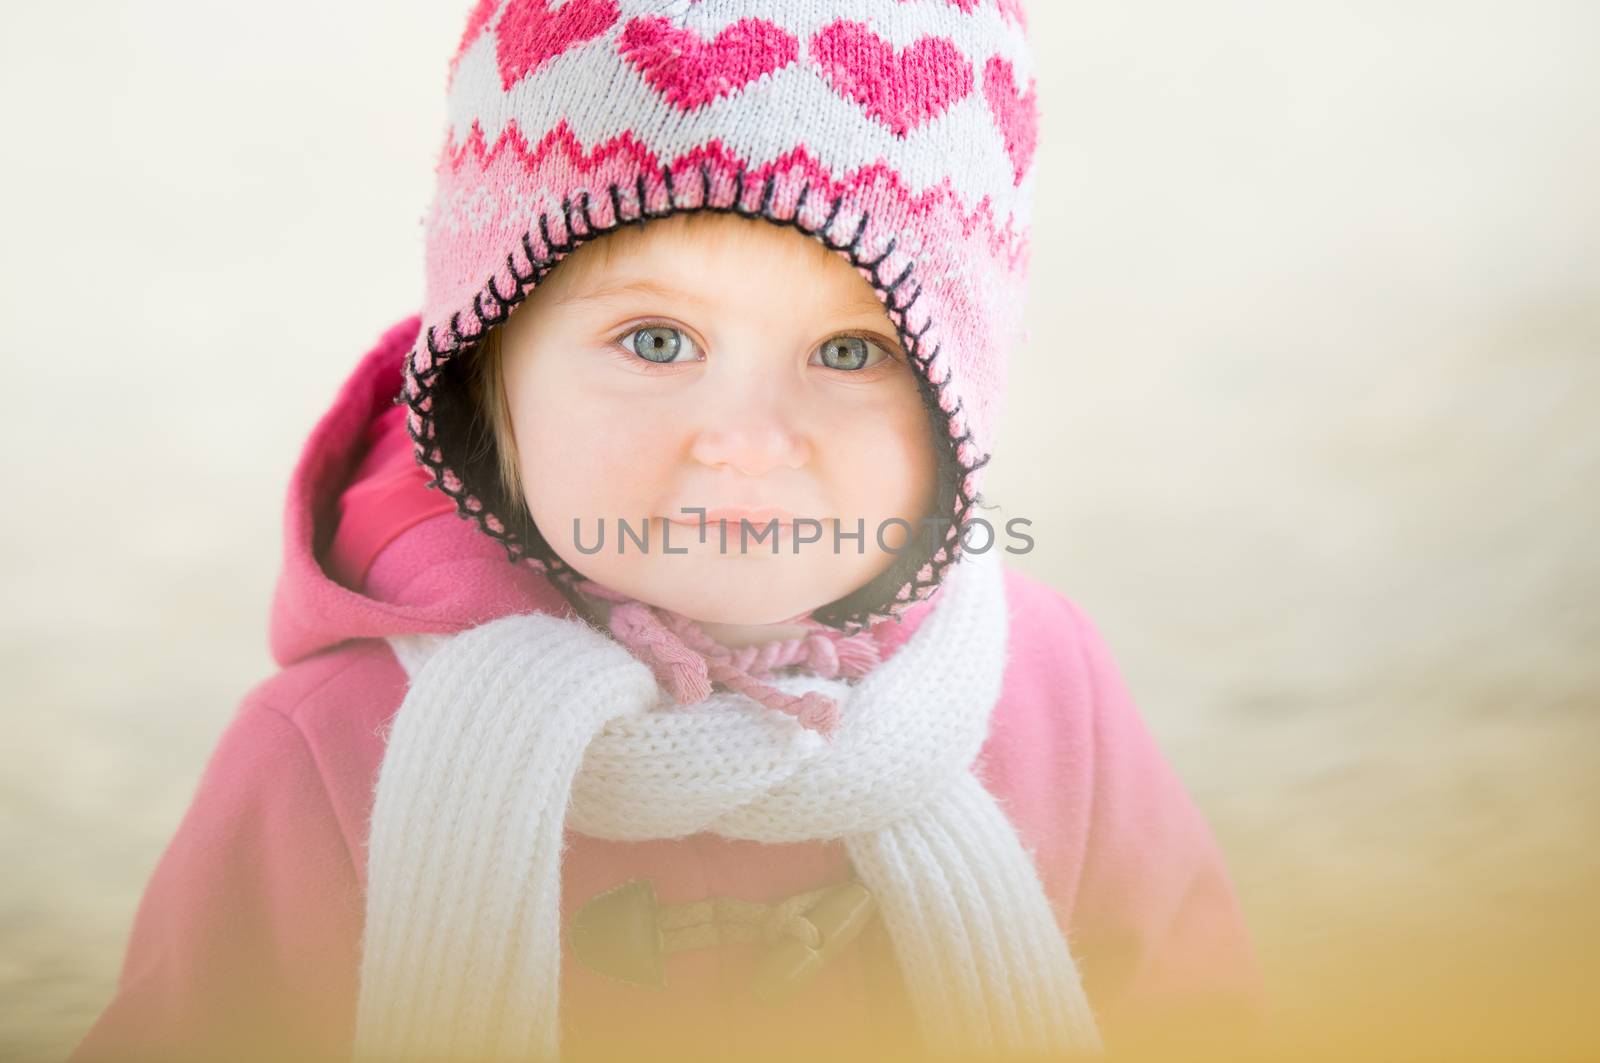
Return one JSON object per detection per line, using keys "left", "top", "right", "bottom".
{"left": 494, "top": 0, "right": 621, "bottom": 91}
{"left": 996, "top": 0, "right": 1028, "bottom": 27}
{"left": 982, "top": 55, "right": 1037, "bottom": 184}
{"left": 619, "top": 16, "right": 799, "bottom": 111}
{"left": 452, "top": 0, "right": 500, "bottom": 66}
{"left": 810, "top": 20, "right": 974, "bottom": 137}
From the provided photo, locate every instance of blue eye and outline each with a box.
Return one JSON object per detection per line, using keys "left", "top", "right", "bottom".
{"left": 815, "top": 335, "right": 887, "bottom": 371}
{"left": 622, "top": 325, "right": 698, "bottom": 364}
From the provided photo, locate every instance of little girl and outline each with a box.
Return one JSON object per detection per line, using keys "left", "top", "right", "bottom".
{"left": 73, "top": 2, "right": 1261, "bottom": 1061}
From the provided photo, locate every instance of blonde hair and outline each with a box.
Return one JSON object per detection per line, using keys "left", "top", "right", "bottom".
{"left": 469, "top": 324, "right": 523, "bottom": 516}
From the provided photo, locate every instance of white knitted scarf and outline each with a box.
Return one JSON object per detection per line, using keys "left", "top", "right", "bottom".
{"left": 353, "top": 548, "right": 1102, "bottom": 1060}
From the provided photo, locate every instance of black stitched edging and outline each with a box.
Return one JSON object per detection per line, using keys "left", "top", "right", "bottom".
{"left": 399, "top": 163, "right": 989, "bottom": 634}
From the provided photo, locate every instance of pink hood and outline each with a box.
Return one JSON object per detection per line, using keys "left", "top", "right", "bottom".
{"left": 73, "top": 319, "right": 1264, "bottom": 1062}
{"left": 268, "top": 314, "right": 602, "bottom": 661}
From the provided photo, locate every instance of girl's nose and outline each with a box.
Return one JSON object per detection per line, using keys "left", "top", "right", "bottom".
{"left": 688, "top": 405, "right": 812, "bottom": 477}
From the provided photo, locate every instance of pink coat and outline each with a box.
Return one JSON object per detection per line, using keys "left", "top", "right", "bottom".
{"left": 71, "top": 317, "right": 1264, "bottom": 1062}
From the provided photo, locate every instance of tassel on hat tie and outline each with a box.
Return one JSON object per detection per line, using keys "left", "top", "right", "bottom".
{"left": 580, "top": 586, "right": 881, "bottom": 739}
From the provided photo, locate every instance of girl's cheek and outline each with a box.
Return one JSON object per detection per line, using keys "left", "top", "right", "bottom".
{"left": 814, "top": 382, "right": 927, "bottom": 450}
{"left": 531, "top": 412, "right": 677, "bottom": 512}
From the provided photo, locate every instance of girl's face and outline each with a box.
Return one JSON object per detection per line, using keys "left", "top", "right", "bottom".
{"left": 498, "top": 212, "right": 937, "bottom": 627}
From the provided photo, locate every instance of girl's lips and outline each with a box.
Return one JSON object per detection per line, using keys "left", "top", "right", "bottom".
{"left": 658, "top": 512, "right": 842, "bottom": 557}
{"left": 665, "top": 508, "right": 801, "bottom": 526}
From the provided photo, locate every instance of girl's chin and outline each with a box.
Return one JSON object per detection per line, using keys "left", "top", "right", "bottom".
{"left": 579, "top": 566, "right": 848, "bottom": 626}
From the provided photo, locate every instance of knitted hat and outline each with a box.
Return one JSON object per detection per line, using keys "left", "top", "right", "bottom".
{"left": 401, "top": 0, "right": 1039, "bottom": 633}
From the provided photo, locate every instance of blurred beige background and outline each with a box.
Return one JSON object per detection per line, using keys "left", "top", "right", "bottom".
{"left": 3, "top": 1, "right": 1596, "bottom": 1060}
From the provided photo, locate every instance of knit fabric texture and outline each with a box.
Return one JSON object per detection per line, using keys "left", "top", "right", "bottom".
{"left": 354, "top": 547, "right": 1102, "bottom": 1061}
{"left": 580, "top": 576, "right": 885, "bottom": 737}
{"left": 401, "top": 0, "right": 1040, "bottom": 632}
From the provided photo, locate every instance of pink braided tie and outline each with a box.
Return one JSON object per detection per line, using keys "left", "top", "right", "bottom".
{"left": 576, "top": 581, "right": 881, "bottom": 740}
